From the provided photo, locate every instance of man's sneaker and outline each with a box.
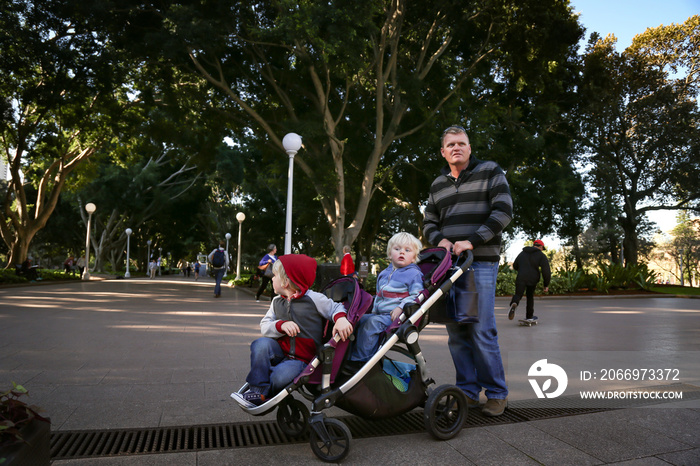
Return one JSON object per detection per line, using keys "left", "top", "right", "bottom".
{"left": 508, "top": 303, "right": 517, "bottom": 320}
{"left": 482, "top": 398, "right": 507, "bottom": 417}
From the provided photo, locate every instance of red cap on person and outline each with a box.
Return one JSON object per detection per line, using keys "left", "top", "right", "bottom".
{"left": 533, "top": 239, "right": 545, "bottom": 249}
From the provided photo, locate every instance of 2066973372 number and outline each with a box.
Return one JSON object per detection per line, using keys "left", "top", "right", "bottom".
{"left": 599, "top": 368, "right": 680, "bottom": 381}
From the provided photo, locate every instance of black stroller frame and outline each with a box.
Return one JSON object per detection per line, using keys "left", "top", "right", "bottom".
{"left": 232, "top": 248, "right": 475, "bottom": 462}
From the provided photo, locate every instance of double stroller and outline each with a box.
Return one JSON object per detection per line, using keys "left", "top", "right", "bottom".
{"left": 231, "top": 248, "right": 475, "bottom": 462}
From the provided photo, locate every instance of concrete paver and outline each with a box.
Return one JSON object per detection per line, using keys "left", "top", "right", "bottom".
{"left": 1, "top": 276, "right": 699, "bottom": 465}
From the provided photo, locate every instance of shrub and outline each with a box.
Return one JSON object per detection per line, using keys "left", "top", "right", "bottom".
{"left": 496, "top": 264, "right": 516, "bottom": 296}
{"left": 630, "top": 263, "right": 658, "bottom": 291}
{"left": 553, "top": 266, "right": 588, "bottom": 293}
{"left": 0, "top": 269, "right": 28, "bottom": 285}
{"left": 0, "top": 382, "right": 49, "bottom": 448}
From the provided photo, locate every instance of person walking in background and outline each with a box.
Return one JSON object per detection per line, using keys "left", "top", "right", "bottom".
{"left": 194, "top": 260, "right": 201, "bottom": 281}
{"left": 208, "top": 241, "right": 230, "bottom": 298}
{"left": 76, "top": 256, "right": 86, "bottom": 276}
{"left": 256, "top": 244, "right": 277, "bottom": 302}
{"left": 509, "top": 239, "right": 551, "bottom": 324}
{"left": 64, "top": 255, "right": 75, "bottom": 275}
{"left": 340, "top": 245, "right": 356, "bottom": 277}
{"left": 149, "top": 258, "right": 158, "bottom": 279}
{"left": 423, "top": 125, "right": 513, "bottom": 417}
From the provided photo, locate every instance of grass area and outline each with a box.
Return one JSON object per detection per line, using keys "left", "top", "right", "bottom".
{"left": 651, "top": 284, "right": 700, "bottom": 296}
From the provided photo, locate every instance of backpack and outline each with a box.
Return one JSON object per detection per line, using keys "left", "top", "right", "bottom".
{"left": 212, "top": 249, "right": 226, "bottom": 267}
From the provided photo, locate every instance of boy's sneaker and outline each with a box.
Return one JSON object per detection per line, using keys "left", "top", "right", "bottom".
{"left": 508, "top": 303, "right": 517, "bottom": 320}
{"left": 231, "top": 390, "right": 266, "bottom": 407}
{"left": 241, "top": 391, "right": 266, "bottom": 406}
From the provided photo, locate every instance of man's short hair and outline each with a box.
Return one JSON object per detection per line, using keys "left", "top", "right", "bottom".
{"left": 386, "top": 232, "right": 423, "bottom": 262}
{"left": 441, "top": 125, "right": 470, "bottom": 147}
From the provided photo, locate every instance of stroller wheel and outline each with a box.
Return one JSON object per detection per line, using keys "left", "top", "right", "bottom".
{"left": 309, "top": 418, "right": 352, "bottom": 462}
{"left": 276, "top": 398, "right": 310, "bottom": 437}
{"left": 423, "top": 384, "right": 468, "bottom": 440}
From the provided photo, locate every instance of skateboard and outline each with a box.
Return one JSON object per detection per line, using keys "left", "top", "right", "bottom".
{"left": 519, "top": 318, "right": 538, "bottom": 327}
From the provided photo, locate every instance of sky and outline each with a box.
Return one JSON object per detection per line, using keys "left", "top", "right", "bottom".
{"left": 506, "top": 0, "right": 698, "bottom": 259}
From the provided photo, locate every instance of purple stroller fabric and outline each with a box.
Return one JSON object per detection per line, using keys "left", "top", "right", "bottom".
{"left": 294, "top": 276, "right": 373, "bottom": 385}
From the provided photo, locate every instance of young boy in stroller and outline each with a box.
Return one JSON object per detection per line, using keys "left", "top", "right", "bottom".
{"left": 350, "top": 232, "right": 423, "bottom": 362}
{"left": 231, "top": 254, "right": 353, "bottom": 407}
{"left": 232, "top": 246, "right": 474, "bottom": 462}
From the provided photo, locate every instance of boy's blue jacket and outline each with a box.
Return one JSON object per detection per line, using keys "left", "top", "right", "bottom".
{"left": 372, "top": 263, "right": 423, "bottom": 315}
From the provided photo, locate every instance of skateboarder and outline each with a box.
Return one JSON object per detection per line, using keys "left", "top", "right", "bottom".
{"left": 508, "top": 239, "right": 551, "bottom": 324}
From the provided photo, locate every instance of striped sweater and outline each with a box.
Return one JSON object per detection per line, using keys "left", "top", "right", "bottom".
{"left": 423, "top": 157, "right": 513, "bottom": 262}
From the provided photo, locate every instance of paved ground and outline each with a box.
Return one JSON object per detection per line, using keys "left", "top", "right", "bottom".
{"left": 1, "top": 276, "right": 699, "bottom": 465}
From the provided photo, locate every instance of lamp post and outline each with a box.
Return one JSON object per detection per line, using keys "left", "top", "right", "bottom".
{"left": 146, "top": 239, "right": 152, "bottom": 271}
{"left": 125, "top": 228, "right": 132, "bottom": 278}
{"left": 225, "top": 232, "right": 232, "bottom": 273}
{"left": 282, "top": 133, "right": 302, "bottom": 255}
{"left": 235, "top": 212, "right": 246, "bottom": 280}
{"left": 82, "top": 203, "right": 96, "bottom": 280}
{"left": 158, "top": 247, "right": 162, "bottom": 276}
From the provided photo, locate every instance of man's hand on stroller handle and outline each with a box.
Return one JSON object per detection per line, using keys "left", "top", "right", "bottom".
{"left": 438, "top": 238, "right": 473, "bottom": 256}
{"left": 332, "top": 317, "right": 353, "bottom": 342}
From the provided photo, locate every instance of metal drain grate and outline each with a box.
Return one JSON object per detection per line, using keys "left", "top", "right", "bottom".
{"left": 48, "top": 406, "right": 603, "bottom": 461}
{"left": 51, "top": 383, "right": 700, "bottom": 461}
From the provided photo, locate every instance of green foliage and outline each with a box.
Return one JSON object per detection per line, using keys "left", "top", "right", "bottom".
{"left": 0, "top": 268, "right": 81, "bottom": 284}
{"left": 37, "top": 270, "right": 82, "bottom": 282}
{"left": 630, "top": 264, "right": 658, "bottom": 291}
{"left": 362, "top": 274, "right": 378, "bottom": 294}
{"left": 552, "top": 266, "right": 588, "bottom": 293}
{"left": 595, "top": 261, "right": 632, "bottom": 289}
{"left": 495, "top": 264, "right": 517, "bottom": 297}
{"left": 592, "top": 273, "right": 611, "bottom": 294}
{"left": 0, "top": 382, "right": 48, "bottom": 448}
{"left": 0, "top": 270, "right": 28, "bottom": 284}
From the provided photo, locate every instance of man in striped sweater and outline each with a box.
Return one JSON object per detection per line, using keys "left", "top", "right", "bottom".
{"left": 423, "top": 126, "right": 513, "bottom": 417}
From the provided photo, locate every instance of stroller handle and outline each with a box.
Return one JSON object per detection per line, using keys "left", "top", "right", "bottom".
{"left": 454, "top": 249, "right": 474, "bottom": 272}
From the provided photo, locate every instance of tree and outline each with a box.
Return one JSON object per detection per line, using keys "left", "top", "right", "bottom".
{"left": 0, "top": 0, "right": 134, "bottom": 267}
{"left": 577, "top": 16, "right": 700, "bottom": 265}
{"left": 670, "top": 213, "right": 700, "bottom": 286}
{"left": 110, "top": 0, "right": 583, "bottom": 260}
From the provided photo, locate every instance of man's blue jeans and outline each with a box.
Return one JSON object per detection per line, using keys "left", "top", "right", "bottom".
{"left": 213, "top": 267, "right": 226, "bottom": 296}
{"left": 246, "top": 337, "right": 307, "bottom": 396}
{"left": 445, "top": 261, "right": 508, "bottom": 400}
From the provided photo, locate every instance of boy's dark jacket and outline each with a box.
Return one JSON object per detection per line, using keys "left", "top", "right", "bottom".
{"left": 259, "top": 254, "right": 347, "bottom": 363}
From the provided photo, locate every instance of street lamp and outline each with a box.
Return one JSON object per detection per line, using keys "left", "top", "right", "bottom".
{"left": 125, "top": 228, "right": 132, "bottom": 278}
{"left": 146, "top": 239, "right": 152, "bottom": 271}
{"left": 158, "top": 247, "right": 162, "bottom": 276}
{"left": 282, "top": 132, "right": 302, "bottom": 255}
{"left": 82, "top": 202, "right": 96, "bottom": 280}
{"left": 225, "top": 232, "right": 232, "bottom": 275}
{"left": 235, "top": 212, "right": 246, "bottom": 280}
